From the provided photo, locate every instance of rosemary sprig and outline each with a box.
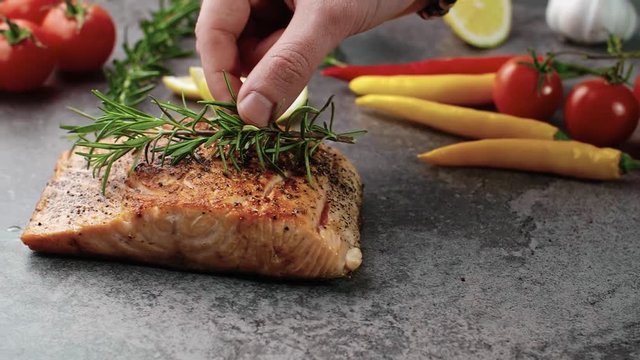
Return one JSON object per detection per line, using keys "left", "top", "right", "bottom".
{"left": 105, "top": 0, "right": 200, "bottom": 106}
{"left": 63, "top": 1, "right": 364, "bottom": 194}
{"left": 63, "top": 84, "right": 365, "bottom": 194}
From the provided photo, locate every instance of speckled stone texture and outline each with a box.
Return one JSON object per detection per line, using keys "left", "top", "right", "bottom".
{"left": 1, "top": 0, "right": 640, "bottom": 359}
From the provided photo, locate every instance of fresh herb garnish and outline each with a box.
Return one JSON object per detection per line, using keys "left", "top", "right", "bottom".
{"left": 64, "top": 77, "right": 365, "bottom": 194}
{"left": 105, "top": 0, "right": 200, "bottom": 106}
{"left": 63, "top": 1, "right": 364, "bottom": 194}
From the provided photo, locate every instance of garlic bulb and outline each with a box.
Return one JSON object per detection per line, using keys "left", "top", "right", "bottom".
{"left": 546, "top": 0, "right": 638, "bottom": 44}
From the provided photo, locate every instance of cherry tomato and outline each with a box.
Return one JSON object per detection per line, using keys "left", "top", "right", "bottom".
{"left": 493, "top": 55, "right": 563, "bottom": 121}
{"left": 0, "top": 0, "right": 60, "bottom": 24}
{"left": 633, "top": 74, "right": 640, "bottom": 104}
{"left": 0, "top": 19, "right": 56, "bottom": 92}
{"left": 564, "top": 79, "right": 639, "bottom": 147}
{"left": 41, "top": 1, "right": 115, "bottom": 73}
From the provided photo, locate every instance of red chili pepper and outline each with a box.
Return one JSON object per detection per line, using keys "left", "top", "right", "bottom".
{"left": 321, "top": 55, "right": 518, "bottom": 82}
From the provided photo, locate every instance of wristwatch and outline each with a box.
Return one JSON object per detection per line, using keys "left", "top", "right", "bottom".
{"left": 418, "top": 0, "right": 457, "bottom": 19}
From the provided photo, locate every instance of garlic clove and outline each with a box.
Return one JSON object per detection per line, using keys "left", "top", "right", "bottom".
{"left": 546, "top": 0, "right": 638, "bottom": 44}
{"left": 586, "top": 0, "right": 608, "bottom": 44}
{"left": 602, "top": 0, "right": 638, "bottom": 42}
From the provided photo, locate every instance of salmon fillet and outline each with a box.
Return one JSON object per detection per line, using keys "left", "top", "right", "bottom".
{"left": 21, "top": 146, "right": 363, "bottom": 278}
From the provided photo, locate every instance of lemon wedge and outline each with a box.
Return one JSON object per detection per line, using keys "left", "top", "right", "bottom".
{"left": 188, "top": 66, "right": 247, "bottom": 101}
{"left": 277, "top": 86, "right": 309, "bottom": 123}
{"left": 443, "top": 0, "right": 512, "bottom": 48}
{"left": 161, "top": 76, "right": 201, "bottom": 100}
{"left": 189, "top": 66, "right": 215, "bottom": 101}
{"left": 185, "top": 66, "right": 308, "bottom": 122}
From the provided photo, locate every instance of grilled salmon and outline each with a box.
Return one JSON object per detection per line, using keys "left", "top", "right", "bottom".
{"left": 21, "top": 146, "right": 363, "bottom": 278}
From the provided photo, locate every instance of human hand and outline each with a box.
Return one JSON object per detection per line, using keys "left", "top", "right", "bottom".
{"left": 196, "top": 0, "right": 433, "bottom": 126}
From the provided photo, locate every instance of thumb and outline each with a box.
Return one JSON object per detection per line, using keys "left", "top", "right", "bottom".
{"left": 237, "top": 6, "right": 341, "bottom": 126}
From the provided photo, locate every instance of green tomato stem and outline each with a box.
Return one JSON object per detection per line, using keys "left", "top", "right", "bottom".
{"left": 64, "top": 0, "right": 87, "bottom": 30}
{"left": 620, "top": 153, "right": 640, "bottom": 174}
{"left": 0, "top": 17, "right": 33, "bottom": 46}
{"left": 552, "top": 60, "right": 607, "bottom": 80}
{"left": 553, "top": 131, "right": 571, "bottom": 141}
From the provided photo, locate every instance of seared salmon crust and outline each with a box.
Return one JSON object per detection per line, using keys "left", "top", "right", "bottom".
{"left": 22, "top": 146, "right": 363, "bottom": 278}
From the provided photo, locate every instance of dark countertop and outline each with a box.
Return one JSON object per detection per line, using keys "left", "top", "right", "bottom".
{"left": 2, "top": 1, "right": 640, "bottom": 359}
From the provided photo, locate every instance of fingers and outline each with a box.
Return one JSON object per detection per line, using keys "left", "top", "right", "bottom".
{"left": 238, "top": 28, "right": 285, "bottom": 73}
{"left": 248, "top": 0, "right": 291, "bottom": 26}
{"left": 237, "top": 4, "right": 342, "bottom": 126}
{"left": 195, "top": 0, "right": 250, "bottom": 101}
{"left": 198, "top": 0, "right": 421, "bottom": 126}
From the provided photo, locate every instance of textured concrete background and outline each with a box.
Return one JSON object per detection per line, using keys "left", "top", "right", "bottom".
{"left": 1, "top": 0, "right": 640, "bottom": 359}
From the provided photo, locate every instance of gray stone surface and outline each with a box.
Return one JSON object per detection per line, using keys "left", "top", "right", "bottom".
{"left": 1, "top": 0, "right": 640, "bottom": 359}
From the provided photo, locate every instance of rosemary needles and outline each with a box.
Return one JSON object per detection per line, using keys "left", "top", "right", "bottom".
{"left": 106, "top": 0, "right": 200, "bottom": 106}
{"left": 63, "top": 87, "right": 365, "bottom": 193}
{"left": 64, "top": 0, "right": 364, "bottom": 194}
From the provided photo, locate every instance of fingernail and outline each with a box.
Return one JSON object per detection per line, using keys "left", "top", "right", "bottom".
{"left": 238, "top": 91, "right": 273, "bottom": 127}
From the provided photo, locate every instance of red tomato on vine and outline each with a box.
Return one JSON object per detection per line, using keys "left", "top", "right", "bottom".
{"left": 0, "top": 18, "right": 56, "bottom": 92}
{"left": 41, "top": 0, "right": 116, "bottom": 73}
{"left": 0, "top": 0, "right": 60, "bottom": 24}
{"left": 633, "top": 74, "right": 640, "bottom": 104}
{"left": 493, "top": 55, "right": 564, "bottom": 121}
{"left": 565, "top": 79, "right": 639, "bottom": 147}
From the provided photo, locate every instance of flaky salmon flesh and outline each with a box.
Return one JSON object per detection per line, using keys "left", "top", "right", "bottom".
{"left": 21, "top": 146, "right": 363, "bottom": 278}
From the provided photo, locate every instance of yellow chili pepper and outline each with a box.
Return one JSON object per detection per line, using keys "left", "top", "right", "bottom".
{"left": 418, "top": 139, "right": 640, "bottom": 181}
{"left": 356, "top": 94, "right": 562, "bottom": 140}
{"left": 350, "top": 73, "right": 495, "bottom": 106}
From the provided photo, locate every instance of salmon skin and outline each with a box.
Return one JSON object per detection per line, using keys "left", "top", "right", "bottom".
{"left": 21, "top": 146, "right": 363, "bottom": 279}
